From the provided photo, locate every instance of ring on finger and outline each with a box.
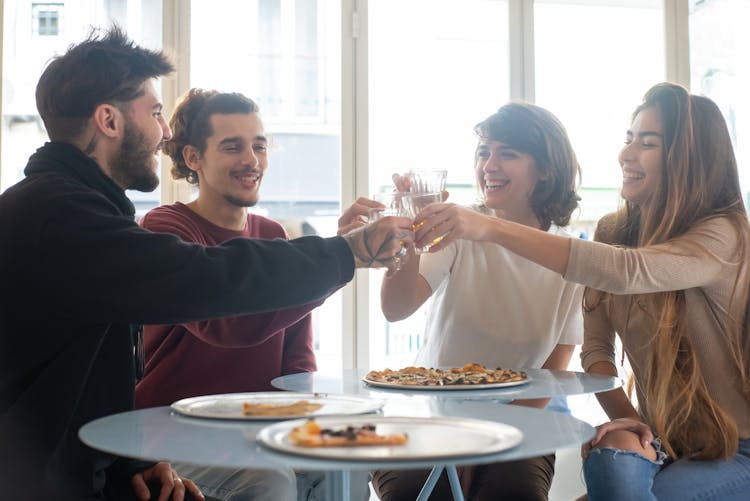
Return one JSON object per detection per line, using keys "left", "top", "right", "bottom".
{"left": 396, "top": 243, "right": 408, "bottom": 258}
{"left": 392, "top": 255, "right": 402, "bottom": 271}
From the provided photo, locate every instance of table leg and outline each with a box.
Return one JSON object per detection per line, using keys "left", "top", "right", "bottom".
{"left": 416, "top": 465, "right": 444, "bottom": 501}
{"left": 324, "top": 470, "right": 351, "bottom": 501}
{"left": 445, "top": 464, "right": 465, "bottom": 501}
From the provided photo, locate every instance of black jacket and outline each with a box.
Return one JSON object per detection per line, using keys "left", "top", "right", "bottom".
{"left": 0, "top": 142, "right": 354, "bottom": 499}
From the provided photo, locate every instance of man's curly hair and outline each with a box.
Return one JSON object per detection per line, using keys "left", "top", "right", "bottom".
{"left": 165, "top": 88, "right": 259, "bottom": 185}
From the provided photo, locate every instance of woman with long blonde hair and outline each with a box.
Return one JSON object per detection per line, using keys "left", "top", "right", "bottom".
{"left": 413, "top": 83, "right": 750, "bottom": 499}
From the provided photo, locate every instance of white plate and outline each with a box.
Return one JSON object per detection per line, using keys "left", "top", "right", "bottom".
{"left": 362, "top": 373, "right": 531, "bottom": 391}
{"left": 256, "top": 415, "right": 523, "bottom": 461}
{"left": 170, "top": 392, "right": 384, "bottom": 420}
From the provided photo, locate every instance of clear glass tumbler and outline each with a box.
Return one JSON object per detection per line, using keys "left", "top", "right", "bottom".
{"left": 402, "top": 192, "right": 445, "bottom": 254}
{"left": 408, "top": 170, "right": 447, "bottom": 194}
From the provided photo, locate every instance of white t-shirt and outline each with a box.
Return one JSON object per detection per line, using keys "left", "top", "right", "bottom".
{"left": 415, "top": 221, "right": 583, "bottom": 369}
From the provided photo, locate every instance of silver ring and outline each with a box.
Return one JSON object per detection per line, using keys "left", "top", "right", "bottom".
{"left": 396, "top": 243, "right": 408, "bottom": 258}
{"left": 392, "top": 255, "right": 402, "bottom": 271}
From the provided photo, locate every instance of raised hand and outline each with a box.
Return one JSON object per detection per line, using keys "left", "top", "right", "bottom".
{"left": 337, "top": 197, "right": 385, "bottom": 235}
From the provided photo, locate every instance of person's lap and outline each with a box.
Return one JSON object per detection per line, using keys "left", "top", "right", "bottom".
{"left": 371, "top": 455, "right": 555, "bottom": 501}
{"left": 584, "top": 438, "right": 750, "bottom": 501}
{"left": 172, "top": 462, "right": 297, "bottom": 501}
{"left": 296, "top": 470, "right": 371, "bottom": 501}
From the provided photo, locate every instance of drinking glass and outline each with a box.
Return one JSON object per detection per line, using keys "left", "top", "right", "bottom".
{"left": 369, "top": 191, "right": 409, "bottom": 220}
{"left": 408, "top": 170, "right": 447, "bottom": 194}
{"left": 368, "top": 205, "right": 409, "bottom": 221}
{"left": 402, "top": 192, "right": 445, "bottom": 254}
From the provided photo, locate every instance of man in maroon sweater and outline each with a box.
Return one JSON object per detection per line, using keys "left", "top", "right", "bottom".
{"left": 135, "top": 89, "right": 375, "bottom": 501}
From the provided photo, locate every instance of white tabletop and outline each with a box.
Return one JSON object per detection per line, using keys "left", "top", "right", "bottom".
{"left": 271, "top": 368, "right": 621, "bottom": 401}
{"left": 79, "top": 399, "right": 594, "bottom": 472}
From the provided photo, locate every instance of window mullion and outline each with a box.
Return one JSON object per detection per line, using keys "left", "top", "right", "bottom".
{"left": 509, "top": 0, "right": 535, "bottom": 102}
{"left": 663, "top": 0, "right": 690, "bottom": 87}
{"left": 161, "top": 0, "right": 192, "bottom": 205}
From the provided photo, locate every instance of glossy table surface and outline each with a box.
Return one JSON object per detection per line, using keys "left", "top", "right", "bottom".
{"left": 271, "top": 368, "right": 621, "bottom": 401}
{"left": 79, "top": 398, "right": 595, "bottom": 472}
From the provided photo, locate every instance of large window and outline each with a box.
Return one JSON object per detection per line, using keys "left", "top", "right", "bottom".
{"left": 1, "top": 0, "right": 163, "bottom": 214}
{"left": 3, "top": 0, "right": 743, "bottom": 373}
{"left": 689, "top": 0, "right": 750, "bottom": 204}
{"left": 190, "top": 0, "right": 344, "bottom": 371}
{"left": 367, "top": 0, "right": 510, "bottom": 369}
{"left": 535, "top": 0, "right": 665, "bottom": 237}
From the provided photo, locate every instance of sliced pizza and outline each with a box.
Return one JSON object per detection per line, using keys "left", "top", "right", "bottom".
{"left": 242, "top": 399, "right": 323, "bottom": 417}
{"left": 288, "top": 419, "right": 408, "bottom": 447}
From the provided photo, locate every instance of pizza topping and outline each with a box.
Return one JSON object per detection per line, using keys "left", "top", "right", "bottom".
{"left": 365, "top": 363, "right": 527, "bottom": 387}
{"left": 288, "top": 419, "right": 408, "bottom": 447}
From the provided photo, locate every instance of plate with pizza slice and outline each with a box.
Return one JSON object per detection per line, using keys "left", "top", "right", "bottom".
{"left": 363, "top": 363, "right": 530, "bottom": 390}
{"left": 256, "top": 415, "right": 523, "bottom": 461}
{"left": 170, "top": 392, "right": 384, "bottom": 420}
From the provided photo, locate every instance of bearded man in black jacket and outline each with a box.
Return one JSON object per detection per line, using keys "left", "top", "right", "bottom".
{"left": 0, "top": 27, "right": 413, "bottom": 500}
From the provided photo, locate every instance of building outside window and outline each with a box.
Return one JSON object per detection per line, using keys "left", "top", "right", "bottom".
{"left": 32, "top": 3, "right": 62, "bottom": 36}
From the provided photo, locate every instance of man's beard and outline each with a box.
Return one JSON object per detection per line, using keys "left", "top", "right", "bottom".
{"left": 222, "top": 168, "right": 261, "bottom": 207}
{"left": 111, "top": 121, "right": 160, "bottom": 192}
{"left": 223, "top": 193, "right": 259, "bottom": 208}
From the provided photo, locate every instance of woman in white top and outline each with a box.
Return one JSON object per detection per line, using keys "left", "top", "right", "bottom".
{"left": 372, "top": 102, "right": 584, "bottom": 501}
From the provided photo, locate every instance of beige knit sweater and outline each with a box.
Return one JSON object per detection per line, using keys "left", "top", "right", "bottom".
{"left": 568, "top": 213, "right": 750, "bottom": 439}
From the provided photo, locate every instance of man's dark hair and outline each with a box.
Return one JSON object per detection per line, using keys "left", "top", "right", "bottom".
{"left": 35, "top": 25, "right": 175, "bottom": 142}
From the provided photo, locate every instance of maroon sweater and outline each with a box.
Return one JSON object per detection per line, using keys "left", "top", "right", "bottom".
{"left": 135, "top": 202, "right": 320, "bottom": 408}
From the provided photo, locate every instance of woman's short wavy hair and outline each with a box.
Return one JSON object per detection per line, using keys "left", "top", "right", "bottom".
{"left": 165, "top": 88, "right": 260, "bottom": 185}
{"left": 474, "top": 102, "right": 581, "bottom": 227}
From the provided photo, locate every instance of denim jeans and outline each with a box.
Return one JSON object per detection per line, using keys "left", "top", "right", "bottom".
{"left": 583, "top": 437, "right": 750, "bottom": 501}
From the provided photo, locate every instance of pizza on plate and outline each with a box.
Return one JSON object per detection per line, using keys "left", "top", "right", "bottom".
{"left": 242, "top": 399, "right": 323, "bottom": 417}
{"left": 288, "top": 419, "right": 408, "bottom": 447}
{"left": 364, "top": 363, "right": 527, "bottom": 387}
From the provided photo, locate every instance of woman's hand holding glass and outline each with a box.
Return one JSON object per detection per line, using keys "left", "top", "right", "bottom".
{"left": 389, "top": 170, "right": 450, "bottom": 254}
{"left": 412, "top": 202, "right": 496, "bottom": 253}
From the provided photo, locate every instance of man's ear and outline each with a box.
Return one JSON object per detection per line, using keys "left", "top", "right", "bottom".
{"left": 91, "top": 103, "right": 123, "bottom": 139}
{"left": 182, "top": 145, "right": 202, "bottom": 173}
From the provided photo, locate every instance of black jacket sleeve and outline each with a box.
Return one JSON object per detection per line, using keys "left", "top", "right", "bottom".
{"left": 23, "top": 186, "right": 354, "bottom": 325}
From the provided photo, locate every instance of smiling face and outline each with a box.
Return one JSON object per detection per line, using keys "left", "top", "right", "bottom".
{"left": 111, "top": 79, "right": 171, "bottom": 191}
{"left": 186, "top": 112, "right": 268, "bottom": 209}
{"left": 619, "top": 107, "right": 664, "bottom": 208}
{"left": 475, "top": 139, "right": 543, "bottom": 227}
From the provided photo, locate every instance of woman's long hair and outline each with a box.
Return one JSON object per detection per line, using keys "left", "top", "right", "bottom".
{"left": 587, "top": 83, "right": 750, "bottom": 459}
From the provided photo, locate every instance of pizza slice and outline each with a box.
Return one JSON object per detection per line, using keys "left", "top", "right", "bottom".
{"left": 288, "top": 419, "right": 408, "bottom": 447}
{"left": 242, "top": 400, "right": 323, "bottom": 417}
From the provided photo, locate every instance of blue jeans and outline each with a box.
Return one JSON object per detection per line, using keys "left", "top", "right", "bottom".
{"left": 583, "top": 437, "right": 750, "bottom": 501}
